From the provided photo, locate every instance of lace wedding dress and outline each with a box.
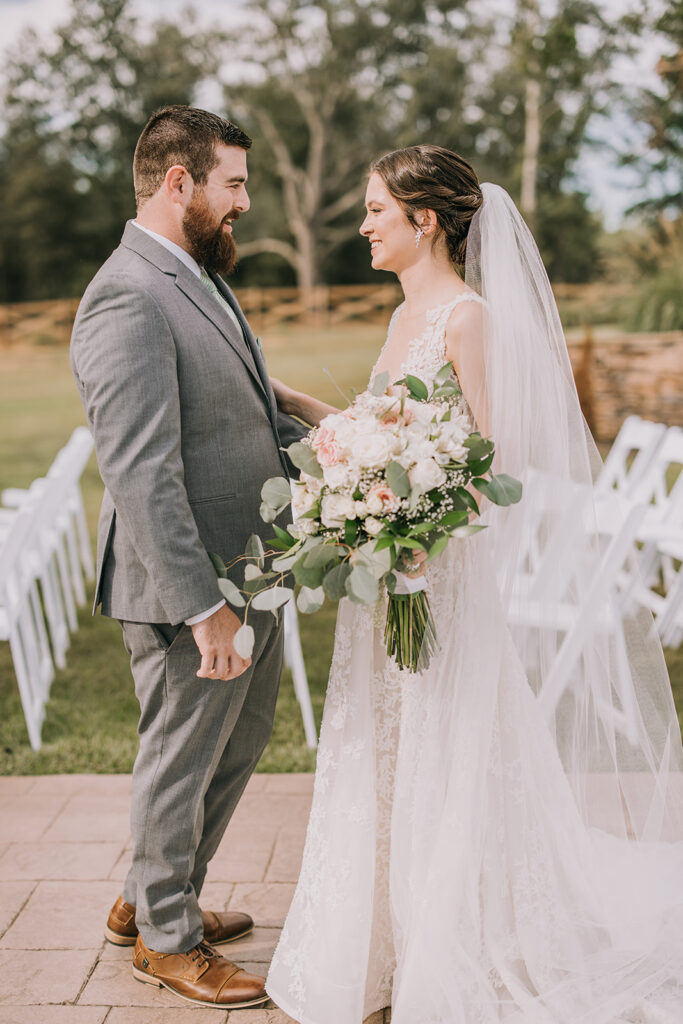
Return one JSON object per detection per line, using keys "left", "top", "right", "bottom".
{"left": 266, "top": 290, "right": 683, "bottom": 1024}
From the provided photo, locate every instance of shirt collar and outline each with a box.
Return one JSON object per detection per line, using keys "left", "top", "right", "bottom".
{"left": 132, "top": 221, "right": 201, "bottom": 278}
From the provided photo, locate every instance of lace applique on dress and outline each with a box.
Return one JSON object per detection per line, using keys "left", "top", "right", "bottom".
{"left": 370, "top": 294, "right": 484, "bottom": 430}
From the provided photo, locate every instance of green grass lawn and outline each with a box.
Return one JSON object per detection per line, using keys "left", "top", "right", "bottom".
{"left": 0, "top": 331, "right": 681, "bottom": 773}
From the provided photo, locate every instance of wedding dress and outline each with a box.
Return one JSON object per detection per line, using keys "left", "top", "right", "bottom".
{"left": 266, "top": 187, "right": 683, "bottom": 1024}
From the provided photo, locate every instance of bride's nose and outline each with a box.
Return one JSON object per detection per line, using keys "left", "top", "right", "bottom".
{"left": 359, "top": 216, "right": 371, "bottom": 236}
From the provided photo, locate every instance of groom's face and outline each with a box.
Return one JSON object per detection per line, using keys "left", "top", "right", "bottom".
{"left": 182, "top": 144, "right": 250, "bottom": 275}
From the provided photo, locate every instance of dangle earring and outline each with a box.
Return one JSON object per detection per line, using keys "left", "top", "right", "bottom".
{"left": 415, "top": 227, "right": 424, "bottom": 248}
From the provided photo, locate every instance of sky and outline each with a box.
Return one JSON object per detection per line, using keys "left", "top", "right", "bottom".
{"left": 0, "top": 0, "right": 668, "bottom": 230}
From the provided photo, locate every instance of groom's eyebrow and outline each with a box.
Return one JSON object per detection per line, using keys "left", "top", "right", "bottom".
{"left": 225, "top": 174, "right": 247, "bottom": 184}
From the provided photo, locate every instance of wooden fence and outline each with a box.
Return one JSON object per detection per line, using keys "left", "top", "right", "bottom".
{"left": 1, "top": 287, "right": 680, "bottom": 443}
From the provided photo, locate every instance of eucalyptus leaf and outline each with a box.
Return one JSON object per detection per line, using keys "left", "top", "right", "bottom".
{"left": 244, "top": 571, "right": 278, "bottom": 595}
{"left": 217, "top": 576, "right": 245, "bottom": 608}
{"left": 346, "top": 565, "right": 380, "bottom": 605}
{"left": 287, "top": 441, "right": 323, "bottom": 479}
{"left": 251, "top": 586, "right": 294, "bottom": 611}
{"left": 385, "top": 460, "right": 411, "bottom": 498}
{"left": 245, "top": 534, "right": 265, "bottom": 563}
{"left": 233, "top": 623, "right": 255, "bottom": 659}
{"left": 261, "top": 476, "right": 292, "bottom": 509}
{"left": 271, "top": 549, "right": 304, "bottom": 572}
{"left": 244, "top": 563, "right": 262, "bottom": 581}
{"left": 260, "top": 501, "right": 278, "bottom": 524}
{"left": 208, "top": 551, "right": 226, "bottom": 573}
{"left": 297, "top": 585, "right": 325, "bottom": 614}
{"left": 355, "top": 539, "right": 393, "bottom": 579}
{"left": 370, "top": 370, "right": 390, "bottom": 396}
{"left": 322, "top": 562, "right": 353, "bottom": 601}
{"left": 473, "top": 474, "right": 523, "bottom": 506}
{"left": 303, "top": 544, "right": 345, "bottom": 569}
{"left": 293, "top": 560, "right": 325, "bottom": 589}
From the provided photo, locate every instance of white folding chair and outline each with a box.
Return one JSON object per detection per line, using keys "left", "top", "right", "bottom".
{"left": 509, "top": 470, "right": 648, "bottom": 743}
{"left": 595, "top": 415, "right": 667, "bottom": 499}
{"left": 283, "top": 596, "right": 318, "bottom": 749}
{"left": 0, "top": 505, "right": 55, "bottom": 750}
{"left": 622, "top": 427, "right": 683, "bottom": 645}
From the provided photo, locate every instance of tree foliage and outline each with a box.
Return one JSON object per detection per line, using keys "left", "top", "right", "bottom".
{"left": 0, "top": 0, "right": 660, "bottom": 300}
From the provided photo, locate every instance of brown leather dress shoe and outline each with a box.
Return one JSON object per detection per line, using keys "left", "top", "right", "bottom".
{"left": 105, "top": 895, "right": 253, "bottom": 947}
{"left": 133, "top": 935, "right": 268, "bottom": 1008}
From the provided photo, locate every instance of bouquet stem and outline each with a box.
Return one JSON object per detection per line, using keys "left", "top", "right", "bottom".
{"left": 384, "top": 591, "right": 438, "bottom": 672}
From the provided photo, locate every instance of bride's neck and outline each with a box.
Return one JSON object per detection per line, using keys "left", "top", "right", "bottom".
{"left": 398, "top": 253, "right": 465, "bottom": 316}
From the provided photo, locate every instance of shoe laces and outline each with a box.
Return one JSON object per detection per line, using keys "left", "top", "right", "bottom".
{"left": 186, "top": 940, "right": 217, "bottom": 970}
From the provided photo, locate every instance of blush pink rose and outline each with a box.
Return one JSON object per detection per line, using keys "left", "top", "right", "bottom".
{"left": 317, "top": 440, "right": 341, "bottom": 466}
{"left": 366, "top": 483, "right": 401, "bottom": 515}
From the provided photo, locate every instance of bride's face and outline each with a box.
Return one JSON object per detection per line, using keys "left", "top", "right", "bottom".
{"left": 360, "top": 173, "right": 417, "bottom": 274}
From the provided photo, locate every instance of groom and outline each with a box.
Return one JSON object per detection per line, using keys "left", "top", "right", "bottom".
{"left": 70, "top": 105, "right": 306, "bottom": 1008}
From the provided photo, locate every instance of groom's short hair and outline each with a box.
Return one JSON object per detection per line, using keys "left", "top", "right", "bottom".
{"left": 134, "top": 105, "right": 252, "bottom": 206}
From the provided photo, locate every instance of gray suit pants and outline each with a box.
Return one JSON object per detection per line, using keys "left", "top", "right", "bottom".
{"left": 119, "top": 611, "right": 283, "bottom": 953}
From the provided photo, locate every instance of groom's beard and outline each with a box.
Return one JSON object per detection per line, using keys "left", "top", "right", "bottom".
{"left": 183, "top": 189, "right": 238, "bottom": 275}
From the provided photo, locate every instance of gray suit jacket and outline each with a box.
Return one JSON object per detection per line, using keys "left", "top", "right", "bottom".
{"left": 70, "top": 221, "right": 306, "bottom": 625}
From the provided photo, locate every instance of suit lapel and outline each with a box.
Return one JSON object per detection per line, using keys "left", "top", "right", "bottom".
{"left": 119, "top": 222, "right": 268, "bottom": 399}
{"left": 211, "top": 276, "right": 279, "bottom": 422}
{"left": 173, "top": 271, "right": 268, "bottom": 398}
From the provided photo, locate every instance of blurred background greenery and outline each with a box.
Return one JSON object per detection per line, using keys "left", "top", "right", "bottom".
{"left": 0, "top": 331, "right": 681, "bottom": 773}
{"left": 0, "top": 0, "right": 681, "bottom": 769}
{"left": 0, "top": 0, "right": 681, "bottom": 326}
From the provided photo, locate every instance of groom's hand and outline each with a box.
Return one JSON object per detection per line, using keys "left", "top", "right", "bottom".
{"left": 191, "top": 605, "right": 252, "bottom": 681}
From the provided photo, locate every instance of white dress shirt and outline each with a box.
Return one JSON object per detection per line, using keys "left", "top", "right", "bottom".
{"left": 131, "top": 221, "right": 227, "bottom": 627}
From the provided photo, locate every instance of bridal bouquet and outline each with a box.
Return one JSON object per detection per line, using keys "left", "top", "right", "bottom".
{"left": 212, "top": 365, "right": 521, "bottom": 672}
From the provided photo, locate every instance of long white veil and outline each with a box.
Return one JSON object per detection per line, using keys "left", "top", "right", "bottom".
{"left": 466, "top": 182, "right": 683, "bottom": 841}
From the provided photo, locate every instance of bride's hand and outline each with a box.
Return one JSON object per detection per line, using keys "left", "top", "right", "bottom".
{"left": 270, "top": 376, "right": 299, "bottom": 416}
{"left": 400, "top": 550, "right": 428, "bottom": 578}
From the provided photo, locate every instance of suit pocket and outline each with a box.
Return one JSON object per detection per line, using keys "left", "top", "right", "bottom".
{"left": 188, "top": 493, "right": 238, "bottom": 506}
{"left": 149, "top": 622, "right": 184, "bottom": 651}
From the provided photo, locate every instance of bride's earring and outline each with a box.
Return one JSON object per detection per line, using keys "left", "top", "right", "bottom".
{"left": 415, "top": 227, "right": 424, "bottom": 248}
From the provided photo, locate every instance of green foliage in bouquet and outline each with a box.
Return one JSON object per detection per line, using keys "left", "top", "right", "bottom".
{"left": 212, "top": 365, "right": 522, "bottom": 672}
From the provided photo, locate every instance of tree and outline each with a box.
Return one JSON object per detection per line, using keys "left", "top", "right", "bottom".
{"left": 0, "top": 0, "right": 224, "bottom": 301}
{"left": 623, "top": 0, "right": 682, "bottom": 216}
{"left": 228, "top": 0, "right": 473, "bottom": 290}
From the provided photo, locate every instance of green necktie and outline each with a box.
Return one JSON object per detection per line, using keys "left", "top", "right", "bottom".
{"left": 200, "top": 269, "right": 243, "bottom": 332}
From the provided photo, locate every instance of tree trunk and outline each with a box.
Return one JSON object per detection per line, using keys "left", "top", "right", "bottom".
{"left": 520, "top": 0, "right": 541, "bottom": 225}
{"left": 521, "top": 75, "right": 541, "bottom": 222}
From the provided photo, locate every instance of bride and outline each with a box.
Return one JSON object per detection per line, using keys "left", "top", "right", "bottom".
{"left": 266, "top": 145, "right": 683, "bottom": 1023}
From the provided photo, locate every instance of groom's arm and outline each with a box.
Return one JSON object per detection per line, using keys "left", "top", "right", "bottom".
{"left": 71, "top": 274, "right": 222, "bottom": 625}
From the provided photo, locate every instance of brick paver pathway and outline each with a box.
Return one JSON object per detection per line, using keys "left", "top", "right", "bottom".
{"left": 0, "top": 774, "right": 390, "bottom": 1024}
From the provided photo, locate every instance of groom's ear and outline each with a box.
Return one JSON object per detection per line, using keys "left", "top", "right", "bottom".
{"left": 164, "top": 164, "right": 193, "bottom": 207}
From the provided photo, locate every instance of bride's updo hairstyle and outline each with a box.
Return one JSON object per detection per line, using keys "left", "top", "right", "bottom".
{"left": 371, "top": 145, "right": 482, "bottom": 265}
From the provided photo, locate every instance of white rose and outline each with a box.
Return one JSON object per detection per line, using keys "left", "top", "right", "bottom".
{"left": 356, "top": 431, "right": 396, "bottom": 470}
{"left": 296, "top": 518, "right": 319, "bottom": 536}
{"left": 291, "top": 482, "right": 319, "bottom": 518}
{"left": 409, "top": 457, "right": 447, "bottom": 492}
{"left": 354, "top": 500, "right": 369, "bottom": 518}
{"left": 321, "top": 492, "right": 356, "bottom": 528}
{"left": 323, "top": 462, "right": 355, "bottom": 490}
{"left": 366, "top": 490, "right": 383, "bottom": 515}
{"left": 364, "top": 516, "right": 384, "bottom": 536}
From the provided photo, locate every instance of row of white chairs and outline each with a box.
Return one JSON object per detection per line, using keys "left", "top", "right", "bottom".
{"left": 507, "top": 415, "right": 681, "bottom": 745}
{"left": 0, "top": 425, "right": 318, "bottom": 753}
{"left": 0, "top": 427, "right": 94, "bottom": 749}
{"left": 597, "top": 416, "right": 683, "bottom": 648}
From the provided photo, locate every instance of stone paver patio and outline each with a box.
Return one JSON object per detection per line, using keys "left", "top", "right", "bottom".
{"left": 0, "top": 773, "right": 390, "bottom": 1024}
